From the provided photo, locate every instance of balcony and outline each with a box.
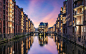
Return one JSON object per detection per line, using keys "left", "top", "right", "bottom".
{"left": 76, "top": 24, "right": 83, "bottom": 26}
{"left": 63, "top": 21, "right": 66, "bottom": 24}
{"left": 73, "top": 23, "right": 75, "bottom": 26}
{"left": 74, "top": 12, "right": 83, "bottom": 18}
{"left": 62, "top": 9, "right": 66, "bottom": 14}
{"left": 76, "top": 21, "right": 83, "bottom": 26}
{"left": 8, "top": 18, "right": 14, "bottom": 23}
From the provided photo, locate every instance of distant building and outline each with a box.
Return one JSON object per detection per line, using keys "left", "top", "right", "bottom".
{"left": 28, "top": 19, "right": 30, "bottom": 33}
{"left": 30, "top": 21, "right": 34, "bottom": 33}
{"left": 53, "top": 24, "right": 56, "bottom": 33}
{"left": 48, "top": 27, "right": 53, "bottom": 33}
{"left": 56, "top": 8, "right": 63, "bottom": 34}
{"left": 38, "top": 22, "right": 48, "bottom": 33}
{"left": 35, "top": 28, "right": 38, "bottom": 31}
{"left": 48, "top": 27, "right": 53, "bottom": 36}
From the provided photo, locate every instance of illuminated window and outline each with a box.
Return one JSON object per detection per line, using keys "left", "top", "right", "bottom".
{"left": 61, "top": 15, "right": 63, "bottom": 17}
{"left": 82, "top": 8, "right": 83, "bottom": 12}
{"left": 61, "top": 7, "right": 63, "bottom": 11}
{"left": 61, "top": 18, "right": 62, "bottom": 20}
{"left": 61, "top": 23, "right": 62, "bottom": 26}
{"left": 85, "top": 6, "right": 86, "bottom": 10}
{"left": 61, "top": 27, "right": 62, "bottom": 29}
{"left": 58, "top": 22, "right": 59, "bottom": 28}
{"left": 73, "top": 20, "right": 74, "bottom": 23}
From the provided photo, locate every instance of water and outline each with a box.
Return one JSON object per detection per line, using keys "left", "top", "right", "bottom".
{"left": 28, "top": 36, "right": 58, "bottom": 54}
{"left": 0, "top": 35, "right": 86, "bottom": 54}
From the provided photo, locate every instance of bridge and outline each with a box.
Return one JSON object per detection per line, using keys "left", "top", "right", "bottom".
{"left": 34, "top": 31, "right": 39, "bottom": 33}
{"left": 31, "top": 31, "right": 57, "bottom": 36}
{"left": 33, "top": 31, "right": 56, "bottom": 34}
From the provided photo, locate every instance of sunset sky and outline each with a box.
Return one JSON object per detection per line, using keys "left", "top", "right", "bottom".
{"left": 15, "top": 0, "right": 65, "bottom": 28}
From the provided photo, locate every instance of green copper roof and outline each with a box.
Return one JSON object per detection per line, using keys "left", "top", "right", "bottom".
{"left": 65, "top": 0, "right": 67, "bottom": 1}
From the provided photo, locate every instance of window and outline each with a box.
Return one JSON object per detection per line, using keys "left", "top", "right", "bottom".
{"left": 61, "top": 18, "right": 62, "bottom": 20}
{"left": 3, "top": 5, "right": 5, "bottom": 9}
{"left": 3, "top": 10, "right": 5, "bottom": 14}
{"left": 58, "top": 22, "right": 59, "bottom": 28}
{"left": 78, "top": 37, "right": 81, "bottom": 42}
{"left": 3, "top": 0, "right": 5, "bottom": 4}
{"left": 82, "top": 8, "right": 83, "bottom": 12}
{"left": 61, "top": 23, "right": 62, "bottom": 26}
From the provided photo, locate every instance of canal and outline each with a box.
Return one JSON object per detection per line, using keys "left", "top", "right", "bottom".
{"left": 0, "top": 34, "right": 86, "bottom": 54}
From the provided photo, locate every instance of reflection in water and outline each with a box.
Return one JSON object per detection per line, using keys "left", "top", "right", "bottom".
{"left": 52, "top": 35, "right": 86, "bottom": 54}
{"left": 38, "top": 36, "right": 48, "bottom": 46}
{"left": 0, "top": 35, "right": 33, "bottom": 54}
{"left": 26, "top": 38, "right": 28, "bottom": 53}
{"left": 21, "top": 40, "right": 24, "bottom": 54}
{"left": 0, "top": 35, "right": 86, "bottom": 54}
{"left": 28, "top": 36, "right": 58, "bottom": 54}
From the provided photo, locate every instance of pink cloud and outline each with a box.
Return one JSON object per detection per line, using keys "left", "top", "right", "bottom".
{"left": 26, "top": 0, "right": 61, "bottom": 28}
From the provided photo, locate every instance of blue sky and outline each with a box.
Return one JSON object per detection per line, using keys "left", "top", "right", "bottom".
{"left": 15, "top": 0, "right": 65, "bottom": 28}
